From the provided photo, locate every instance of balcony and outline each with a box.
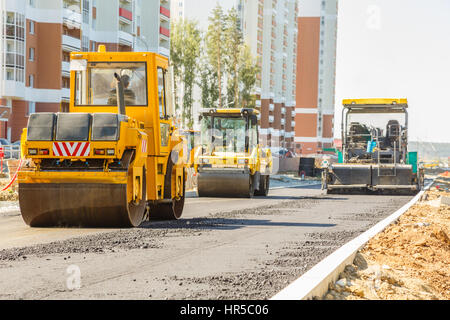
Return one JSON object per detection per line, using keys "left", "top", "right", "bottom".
{"left": 2, "top": 80, "right": 25, "bottom": 99}
{"left": 285, "top": 132, "right": 294, "bottom": 138}
{"left": 119, "top": 7, "right": 133, "bottom": 21}
{"left": 118, "top": 30, "right": 133, "bottom": 47}
{"left": 160, "top": 26, "right": 170, "bottom": 38}
{"left": 159, "top": 46, "right": 170, "bottom": 57}
{"left": 62, "top": 34, "right": 81, "bottom": 52}
{"left": 63, "top": 8, "right": 82, "bottom": 29}
{"left": 62, "top": 61, "right": 70, "bottom": 76}
{"left": 61, "top": 88, "right": 71, "bottom": 101}
{"left": 160, "top": 6, "right": 170, "bottom": 19}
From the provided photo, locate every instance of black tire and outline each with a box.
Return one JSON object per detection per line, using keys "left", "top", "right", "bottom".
{"left": 248, "top": 174, "right": 255, "bottom": 198}
{"left": 127, "top": 166, "right": 147, "bottom": 227}
{"left": 149, "top": 168, "right": 185, "bottom": 220}
{"left": 254, "top": 175, "right": 270, "bottom": 197}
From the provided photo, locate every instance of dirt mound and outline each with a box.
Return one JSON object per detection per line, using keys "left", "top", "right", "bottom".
{"left": 323, "top": 182, "right": 450, "bottom": 300}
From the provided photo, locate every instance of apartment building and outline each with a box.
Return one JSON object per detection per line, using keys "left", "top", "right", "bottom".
{"left": 295, "top": 0, "right": 338, "bottom": 155}
{"left": 0, "top": 0, "right": 171, "bottom": 142}
{"left": 238, "top": 0, "right": 298, "bottom": 151}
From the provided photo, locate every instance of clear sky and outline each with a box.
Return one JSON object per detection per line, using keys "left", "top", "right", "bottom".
{"left": 335, "top": 0, "right": 450, "bottom": 143}
{"left": 179, "top": 0, "right": 450, "bottom": 143}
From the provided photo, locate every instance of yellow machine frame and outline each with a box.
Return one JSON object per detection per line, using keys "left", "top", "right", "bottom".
{"left": 18, "top": 48, "right": 186, "bottom": 227}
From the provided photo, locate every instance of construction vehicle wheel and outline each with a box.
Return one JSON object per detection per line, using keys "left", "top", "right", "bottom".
{"left": 127, "top": 166, "right": 147, "bottom": 227}
{"left": 254, "top": 175, "right": 270, "bottom": 197}
{"left": 247, "top": 175, "right": 255, "bottom": 198}
{"left": 19, "top": 165, "right": 147, "bottom": 228}
{"left": 149, "top": 169, "right": 185, "bottom": 220}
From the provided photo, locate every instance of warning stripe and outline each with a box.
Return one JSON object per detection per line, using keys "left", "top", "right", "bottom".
{"left": 142, "top": 139, "right": 148, "bottom": 154}
{"left": 53, "top": 142, "right": 90, "bottom": 157}
{"left": 79, "top": 142, "right": 90, "bottom": 157}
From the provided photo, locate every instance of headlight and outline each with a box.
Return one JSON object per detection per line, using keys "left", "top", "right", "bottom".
{"left": 238, "top": 159, "right": 249, "bottom": 165}
{"left": 28, "top": 148, "right": 38, "bottom": 155}
{"left": 106, "top": 149, "right": 115, "bottom": 156}
{"left": 201, "top": 158, "right": 209, "bottom": 164}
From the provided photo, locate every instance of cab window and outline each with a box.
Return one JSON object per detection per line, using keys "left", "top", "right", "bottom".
{"left": 157, "top": 67, "right": 166, "bottom": 119}
{"left": 75, "top": 62, "right": 147, "bottom": 106}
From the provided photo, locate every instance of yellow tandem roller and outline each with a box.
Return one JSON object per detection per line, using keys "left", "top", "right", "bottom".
{"left": 18, "top": 48, "right": 186, "bottom": 228}
{"left": 194, "top": 108, "right": 272, "bottom": 198}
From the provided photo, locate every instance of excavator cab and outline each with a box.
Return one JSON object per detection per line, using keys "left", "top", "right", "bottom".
{"left": 18, "top": 48, "right": 186, "bottom": 227}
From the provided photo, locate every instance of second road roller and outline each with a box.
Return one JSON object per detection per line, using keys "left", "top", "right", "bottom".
{"left": 18, "top": 47, "right": 186, "bottom": 227}
{"left": 194, "top": 108, "right": 273, "bottom": 198}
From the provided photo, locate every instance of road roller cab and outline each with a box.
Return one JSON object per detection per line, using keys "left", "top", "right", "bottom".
{"left": 18, "top": 48, "right": 186, "bottom": 227}
{"left": 195, "top": 108, "right": 272, "bottom": 197}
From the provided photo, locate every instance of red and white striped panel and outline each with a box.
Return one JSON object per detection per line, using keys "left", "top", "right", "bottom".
{"left": 141, "top": 139, "right": 148, "bottom": 154}
{"left": 53, "top": 142, "right": 91, "bottom": 157}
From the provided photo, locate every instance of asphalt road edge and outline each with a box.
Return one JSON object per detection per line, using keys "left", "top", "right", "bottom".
{"left": 185, "top": 182, "right": 322, "bottom": 198}
{"left": 271, "top": 181, "right": 434, "bottom": 300}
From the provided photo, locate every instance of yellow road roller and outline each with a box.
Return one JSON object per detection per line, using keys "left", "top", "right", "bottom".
{"left": 194, "top": 108, "right": 272, "bottom": 198}
{"left": 18, "top": 47, "right": 186, "bottom": 227}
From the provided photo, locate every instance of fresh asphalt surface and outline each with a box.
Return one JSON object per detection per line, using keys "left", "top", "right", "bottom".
{"left": 0, "top": 183, "right": 414, "bottom": 300}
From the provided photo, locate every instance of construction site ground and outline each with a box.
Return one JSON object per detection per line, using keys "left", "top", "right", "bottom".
{"left": 323, "top": 175, "right": 450, "bottom": 300}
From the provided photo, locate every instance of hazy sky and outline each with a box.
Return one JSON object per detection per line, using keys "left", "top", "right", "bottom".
{"left": 335, "top": 0, "right": 450, "bottom": 143}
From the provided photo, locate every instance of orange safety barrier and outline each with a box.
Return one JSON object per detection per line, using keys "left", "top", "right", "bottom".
{"left": 1, "top": 158, "right": 24, "bottom": 191}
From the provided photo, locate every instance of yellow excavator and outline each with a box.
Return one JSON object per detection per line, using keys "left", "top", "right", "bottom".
{"left": 18, "top": 47, "right": 186, "bottom": 227}
{"left": 194, "top": 108, "right": 272, "bottom": 198}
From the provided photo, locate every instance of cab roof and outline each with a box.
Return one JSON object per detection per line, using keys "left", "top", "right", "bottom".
{"left": 343, "top": 98, "right": 408, "bottom": 108}
{"left": 342, "top": 98, "right": 408, "bottom": 114}
{"left": 200, "top": 108, "right": 260, "bottom": 116}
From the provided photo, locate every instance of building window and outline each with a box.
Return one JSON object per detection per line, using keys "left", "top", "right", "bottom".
{"left": 29, "top": 47, "right": 35, "bottom": 61}
{"left": 29, "top": 21, "right": 35, "bottom": 34}
{"left": 29, "top": 74, "right": 34, "bottom": 87}
{"left": 6, "top": 69, "right": 14, "bottom": 80}
{"left": 82, "top": 36, "right": 89, "bottom": 52}
{"left": 27, "top": 102, "right": 36, "bottom": 116}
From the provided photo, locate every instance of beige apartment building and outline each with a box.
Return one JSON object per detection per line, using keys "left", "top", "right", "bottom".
{"left": 0, "top": 0, "right": 171, "bottom": 142}
{"left": 238, "top": 0, "right": 298, "bottom": 151}
{"left": 295, "top": 0, "right": 338, "bottom": 155}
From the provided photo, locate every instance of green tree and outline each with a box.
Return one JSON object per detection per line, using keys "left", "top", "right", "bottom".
{"left": 170, "top": 19, "right": 201, "bottom": 129}
{"left": 170, "top": 20, "right": 183, "bottom": 112}
{"left": 205, "top": 4, "right": 226, "bottom": 108}
{"left": 199, "top": 49, "right": 219, "bottom": 109}
{"left": 239, "top": 45, "right": 260, "bottom": 108}
{"left": 224, "top": 7, "right": 242, "bottom": 107}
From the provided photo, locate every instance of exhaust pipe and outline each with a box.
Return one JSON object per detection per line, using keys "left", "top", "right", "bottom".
{"left": 114, "top": 73, "right": 126, "bottom": 116}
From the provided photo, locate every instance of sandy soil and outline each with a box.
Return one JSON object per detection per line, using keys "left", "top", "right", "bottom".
{"left": 0, "top": 177, "right": 18, "bottom": 201}
{"left": 323, "top": 177, "right": 450, "bottom": 300}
